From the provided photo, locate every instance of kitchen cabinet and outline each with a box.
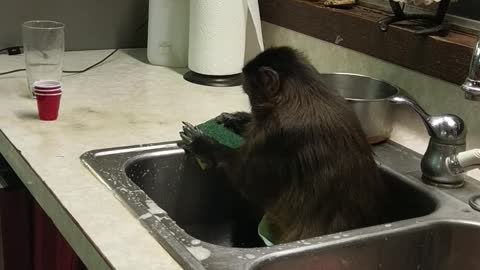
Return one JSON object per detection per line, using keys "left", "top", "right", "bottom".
{"left": 0, "top": 155, "right": 85, "bottom": 270}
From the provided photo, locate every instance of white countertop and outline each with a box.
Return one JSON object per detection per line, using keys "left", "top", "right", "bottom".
{"left": 0, "top": 49, "right": 249, "bottom": 269}
{"left": 0, "top": 49, "right": 477, "bottom": 270}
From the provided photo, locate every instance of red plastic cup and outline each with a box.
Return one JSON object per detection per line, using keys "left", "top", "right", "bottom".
{"left": 33, "top": 80, "right": 61, "bottom": 90}
{"left": 33, "top": 80, "right": 62, "bottom": 97}
{"left": 34, "top": 89, "right": 62, "bottom": 95}
{"left": 35, "top": 92, "right": 62, "bottom": 121}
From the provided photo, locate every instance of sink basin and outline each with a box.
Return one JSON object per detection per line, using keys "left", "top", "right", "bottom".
{"left": 253, "top": 222, "right": 480, "bottom": 270}
{"left": 125, "top": 152, "right": 264, "bottom": 248}
{"left": 81, "top": 141, "right": 480, "bottom": 270}
{"left": 124, "top": 146, "right": 436, "bottom": 248}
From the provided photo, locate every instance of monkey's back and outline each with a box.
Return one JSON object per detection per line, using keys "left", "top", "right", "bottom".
{"left": 262, "top": 79, "right": 386, "bottom": 243}
{"left": 239, "top": 46, "right": 386, "bottom": 244}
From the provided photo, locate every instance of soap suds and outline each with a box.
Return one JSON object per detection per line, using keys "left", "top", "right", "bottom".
{"left": 191, "top": 239, "right": 201, "bottom": 245}
{"left": 145, "top": 199, "right": 166, "bottom": 215}
{"left": 186, "top": 246, "right": 211, "bottom": 261}
{"left": 245, "top": 254, "right": 256, "bottom": 259}
{"left": 139, "top": 213, "right": 152, "bottom": 220}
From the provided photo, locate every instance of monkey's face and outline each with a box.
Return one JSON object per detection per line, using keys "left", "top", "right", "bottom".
{"left": 241, "top": 75, "right": 252, "bottom": 96}
{"left": 242, "top": 47, "right": 310, "bottom": 108}
{"left": 241, "top": 75, "right": 261, "bottom": 108}
{"left": 241, "top": 66, "right": 281, "bottom": 109}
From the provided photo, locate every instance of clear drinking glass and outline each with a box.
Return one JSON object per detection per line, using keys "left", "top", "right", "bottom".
{"left": 22, "top": 20, "right": 65, "bottom": 97}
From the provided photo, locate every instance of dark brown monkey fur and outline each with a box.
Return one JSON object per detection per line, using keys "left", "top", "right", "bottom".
{"left": 180, "top": 47, "right": 386, "bottom": 244}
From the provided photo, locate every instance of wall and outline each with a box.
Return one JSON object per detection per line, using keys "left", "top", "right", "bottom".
{"left": 262, "top": 22, "right": 480, "bottom": 178}
{"left": 0, "top": 0, "right": 148, "bottom": 51}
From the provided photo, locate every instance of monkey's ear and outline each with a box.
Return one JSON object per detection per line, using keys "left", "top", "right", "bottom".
{"left": 258, "top": 67, "right": 280, "bottom": 98}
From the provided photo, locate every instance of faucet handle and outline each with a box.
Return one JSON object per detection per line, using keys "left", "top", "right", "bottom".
{"left": 427, "top": 114, "right": 466, "bottom": 145}
{"left": 389, "top": 95, "right": 467, "bottom": 145}
{"left": 457, "top": 149, "right": 480, "bottom": 172}
{"left": 462, "top": 79, "right": 480, "bottom": 100}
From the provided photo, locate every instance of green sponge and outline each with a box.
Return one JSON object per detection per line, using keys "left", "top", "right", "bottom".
{"left": 190, "top": 118, "right": 245, "bottom": 170}
{"left": 196, "top": 119, "right": 246, "bottom": 149}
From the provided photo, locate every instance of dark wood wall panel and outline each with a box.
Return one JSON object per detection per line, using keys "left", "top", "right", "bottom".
{"left": 259, "top": 0, "right": 477, "bottom": 85}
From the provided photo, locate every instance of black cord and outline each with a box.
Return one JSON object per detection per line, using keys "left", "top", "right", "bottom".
{"left": 0, "top": 49, "right": 119, "bottom": 77}
{"left": 63, "top": 49, "right": 119, "bottom": 74}
{"left": 0, "top": 69, "right": 26, "bottom": 76}
{"left": 0, "top": 46, "right": 23, "bottom": 55}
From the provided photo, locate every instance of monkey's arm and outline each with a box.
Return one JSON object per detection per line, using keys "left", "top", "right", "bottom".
{"left": 215, "top": 112, "right": 252, "bottom": 135}
{"left": 179, "top": 122, "right": 235, "bottom": 168}
{"left": 222, "top": 147, "right": 287, "bottom": 209}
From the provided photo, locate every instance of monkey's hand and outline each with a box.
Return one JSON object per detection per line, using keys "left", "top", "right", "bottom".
{"left": 215, "top": 112, "right": 252, "bottom": 135}
{"left": 179, "top": 122, "right": 225, "bottom": 168}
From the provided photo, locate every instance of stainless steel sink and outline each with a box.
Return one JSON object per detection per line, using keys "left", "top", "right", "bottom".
{"left": 254, "top": 222, "right": 480, "bottom": 270}
{"left": 81, "top": 141, "right": 480, "bottom": 270}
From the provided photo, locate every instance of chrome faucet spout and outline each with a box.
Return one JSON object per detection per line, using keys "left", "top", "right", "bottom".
{"left": 389, "top": 95, "right": 466, "bottom": 145}
{"left": 462, "top": 38, "right": 480, "bottom": 101}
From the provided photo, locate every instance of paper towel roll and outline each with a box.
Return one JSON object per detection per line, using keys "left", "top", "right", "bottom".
{"left": 247, "top": 0, "right": 264, "bottom": 51}
{"left": 188, "top": 0, "right": 249, "bottom": 76}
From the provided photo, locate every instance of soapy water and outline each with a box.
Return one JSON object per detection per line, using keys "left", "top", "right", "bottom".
{"left": 191, "top": 239, "right": 201, "bottom": 245}
{"left": 186, "top": 246, "right": 211, "bottom": 261}
{"left": 245, "top": 254, "right": 256, "bottom": 259}
{"left": 237, "top": 254, "right": 257, "bottom": 260}
{"left": 139, "top": 213, "right": 153, "bottom": 220}
{"left": 145, "top": 199, "right": 166, "bottom": 215}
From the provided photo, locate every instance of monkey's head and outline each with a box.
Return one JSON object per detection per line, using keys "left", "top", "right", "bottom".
{"left": 242, "top": 47, "right": 316, "bottom": 109}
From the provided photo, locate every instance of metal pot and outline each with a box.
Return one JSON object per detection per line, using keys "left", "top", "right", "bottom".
{"left": 318, "top": 73, "right": 400, "bottom": 144}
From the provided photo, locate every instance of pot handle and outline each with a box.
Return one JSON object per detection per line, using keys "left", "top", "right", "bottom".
{"left": 387, "top": 94, "right": 466, "bottom": 145}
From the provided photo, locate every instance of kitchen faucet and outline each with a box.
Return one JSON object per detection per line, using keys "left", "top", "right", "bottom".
{"left": 386, "top": 35, "right": 480, "bottom": 188}
{"left": 462, "top": 36, "right": 480, "bottom": 101}
{"left": 388, "top": 97, "right": 480, "bottom": 188}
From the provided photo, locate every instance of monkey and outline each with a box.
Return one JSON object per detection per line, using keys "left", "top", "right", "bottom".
{"left": 179, "top": 46, "right": 386, "bottom": 244}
